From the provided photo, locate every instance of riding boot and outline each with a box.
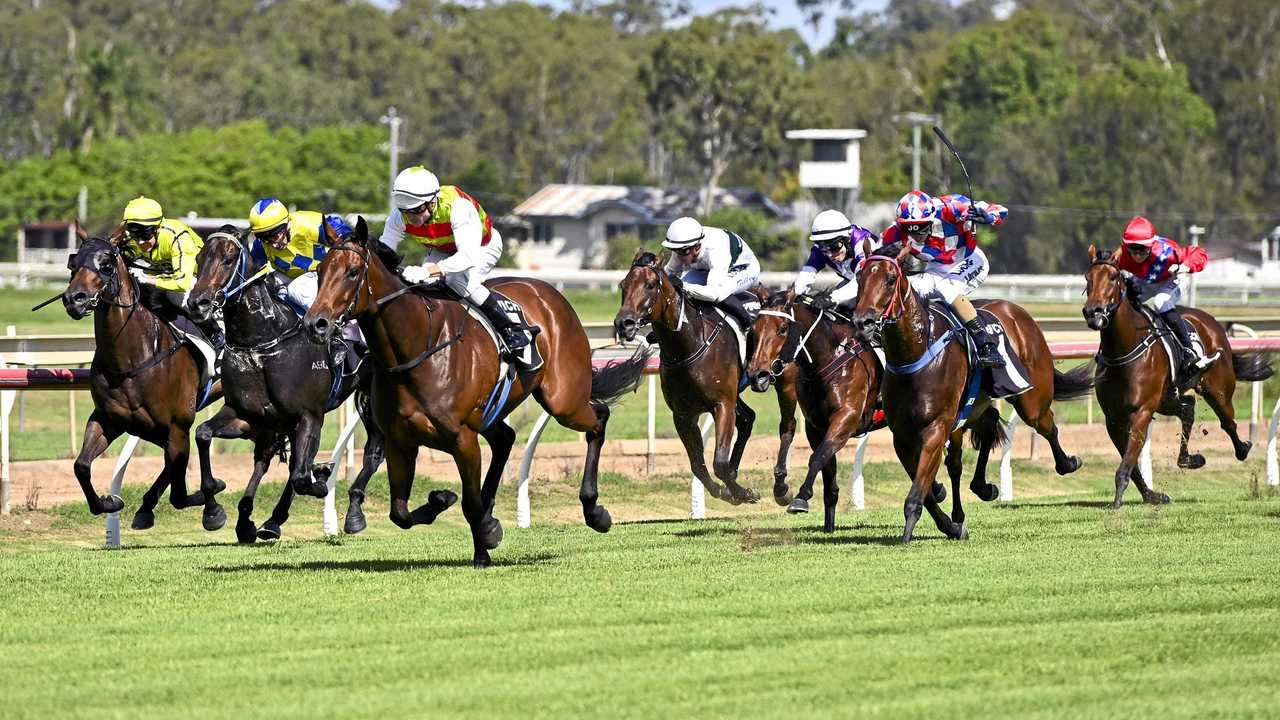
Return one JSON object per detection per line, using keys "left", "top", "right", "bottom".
{"left": 1161, "top": 310, "right": 1215, "bottom": 390}
{"left": 196, "top": 320, "right": 225, "bottom": 353}
{"left": 964, "top": 317, "right": 1005, "bottom": 369}
{"left": 719, "top": 294, "right": 759, "bottom": 332}
{"left": 478, "top": 294, "right": 532, "bottom": 356}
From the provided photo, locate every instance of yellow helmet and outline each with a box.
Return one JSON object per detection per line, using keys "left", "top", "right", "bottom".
{"left": 122, "top": 196, "right": 164, "bottom": 226}
{"left": 249, "top": 198, "right": 291, "bottom": 234}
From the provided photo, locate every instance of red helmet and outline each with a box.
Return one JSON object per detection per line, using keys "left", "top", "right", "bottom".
{"left": 1122, "top": 216, "right": 1157, "bottom": 246}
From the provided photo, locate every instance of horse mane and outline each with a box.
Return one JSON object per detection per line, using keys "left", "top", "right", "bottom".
{"left": 764, "top": 290, "right": 790, "bottom": 308}
{"left": 632, "top": 251, "right": 660, "bottom": 269}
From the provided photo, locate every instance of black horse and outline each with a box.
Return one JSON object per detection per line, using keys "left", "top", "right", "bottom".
{"left": 186, "top": 228, "right": 400, "bottom": 542}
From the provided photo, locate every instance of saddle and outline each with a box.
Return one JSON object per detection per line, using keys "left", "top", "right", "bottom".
{"left": 1127, "top": 301, "right": 1194, "bottom": 388}
{"left": 165, "top": 315, "right": 220, "bottom": 410}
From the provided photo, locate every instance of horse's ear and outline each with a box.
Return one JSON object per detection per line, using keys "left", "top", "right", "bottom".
{"left": 1109, "top": 248, "right": 1122, "bottom": 263}
{"left": 354, "top": 216, "right": 369, "bottom": 244}
{"left": 631, "top": 247, "right": 645, "bottom": 263}
{"left": 894, "top": 243, "right": 912, "bottom": 264}
{"left": 1087, "top": 244, "right": 1097, "bottom": 262}
{"left": 74, "top": 220, "right": 87, "bottom": 243}
{"left": 861, "top": 237, "right": 872, "bottom": 259}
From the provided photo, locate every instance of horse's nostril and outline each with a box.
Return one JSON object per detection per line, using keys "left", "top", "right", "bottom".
{"left": 195, "top": 297, "right": 211, "bottom": 309}
{"left": 72, "top": 291, "right": 87, "bottom": 302}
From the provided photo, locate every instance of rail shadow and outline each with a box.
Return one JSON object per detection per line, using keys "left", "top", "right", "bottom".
{"left": 205, "top": 553, "right": 557, "bottom": 573}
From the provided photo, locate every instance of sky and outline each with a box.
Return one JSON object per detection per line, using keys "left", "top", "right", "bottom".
{"left": 672, "top": 0, "right": 889, "bottom": 48}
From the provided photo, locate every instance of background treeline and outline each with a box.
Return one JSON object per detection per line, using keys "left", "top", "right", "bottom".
{"left": 1, "top": 0, "right": 1277, "bottom": 272}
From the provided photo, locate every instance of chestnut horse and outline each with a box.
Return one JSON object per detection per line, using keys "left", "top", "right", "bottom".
{"left": 304, "top": 219, "right": 649, "bottom": 567}
{"left": 614, "top": 250, "right": 799, "bottom": 506}
{"left": 746, "top": 290, "right": 883, "bottom": 532}
{"left": 851, "top": 245, "right": 1094, "bottom": 543}
{"left": 61, "top": 236, "right": 225, "bottom": 529}
{"left": 1082, "top": 245, "right": 1274, "bottom": 507}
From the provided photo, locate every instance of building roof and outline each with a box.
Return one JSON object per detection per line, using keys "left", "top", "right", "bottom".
{"left": 513, "top": 184, "right": 783, "bottom": 222}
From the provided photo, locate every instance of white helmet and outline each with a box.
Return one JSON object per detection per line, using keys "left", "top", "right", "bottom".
{"left": 663, "top": 216, "right": 705, "bottom": 249}
{"left": 809, "top": 209, "right": 853, "bottom": 244}
{"left": 391, "top": 166, "right": 441, "bottom": 210}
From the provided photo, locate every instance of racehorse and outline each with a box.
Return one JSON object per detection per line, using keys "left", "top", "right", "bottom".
{"left": 746, "top": 290, "right": 883, "bottom": 532}
{"left": 186, "top": 228, "right": 389, "bottom": 543}
{"left": 614, "top": 250, "right": 798, "bottom": 507}
{"left": 851, "top": 244, "right": 1094, "bottom": 543}
{"left": 1082, "top": 245, "right": 1274, "bottom": 507}
{"left": 303, "top": 218, "right": 649, "bottom": 567}
{"left": 61, "top": 236, "right": 224, "bottom": 529}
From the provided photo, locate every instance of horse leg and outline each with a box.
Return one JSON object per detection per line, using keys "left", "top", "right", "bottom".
{"left": 818, "top": 429, "right": 843, "bottom": 534}
{"left": 194, "top": 407, "right": 252, "bottom": 532}
{"left": 1011, "top": 393, "right": 1081, "bottom": 475}
{"left": 1175, "top": 395, "right": 1206, "bottom": 469}
{"left": 130, "top": 468, "right": 170, "bottom": 531}
{"left": 945, "top": 430, "right": 967, "bottom": 528}
{"left": 258, "top": 467, "right": 297, "bottom": 542}
{"left": 711, "top": 399, "right": 759, "bottom": 504}
{"left": 906, "top": 423, "right": 963, "bottom": 542}
{"left": 287, "top": 412, "right": 328, "bottom": 499}
{"left": 672, "top": 410, "right": 729, "bottom": 502}
{"left": 477, "top": 420, "right": 516, "bottom": 540}
{"left": 345, "top": 400, "right": 388, "bottom": 535}
{"left": 235, "top": 437, "right": 277, "bottom": 544}
{"left": 1108, "top": 409, "right": 1158, "bottom": 508}
{"left": 163, "top": 425, "right": 207, "bottom": 511}
{"left": 553, "top": 401, "right": 614, "bottom": 533}
{"left": 772, "top": 374, "right": 799, "bottom": 506}
{"left": 453, "top": 429, "right": 498, "bottom": 567}
{"left": 787, "top": 420, "right": 828, "bottom": 515}
{"left": 1199, "top": 377, "right": 1252, "bottom": 461}
{"left": 968, "top": 406, "right": 1002, "bottom": 502}
{"left": 72, "top": 412, "right": 124, "bottom": 515}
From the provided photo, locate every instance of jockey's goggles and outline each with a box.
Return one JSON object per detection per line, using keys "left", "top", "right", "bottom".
{"left": 400, "top": 199, "right": 434, "bottom": 218}
{"left": 673, "top": 244, "right": 700, "bottom": 257}
{"left": 254, "top": 224, "right": 289, "bottom": 244}
{"left": 816, "top": 239, "right": 846, "bottom": 254}
{"left": 125, "top": 223, "right": 159, "bottom": 241}
{"left": 1124, "top": 243, "right": 1151, "bottom": 255}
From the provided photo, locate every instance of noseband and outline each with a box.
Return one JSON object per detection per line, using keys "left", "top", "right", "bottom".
{"left": 205, "top": 232, "right": 255, "bottom": 308}
{"left": 66, "top": 242, "right": 134, "bottom": 310}
{"left": 858, "top": 255, "right": 909, "bottom": 333}
{"left": 757, "top": 306, "right": 820, "bottom": 377}
{"left": 1085, "top": 257, "right": 1123, "bottom": 323}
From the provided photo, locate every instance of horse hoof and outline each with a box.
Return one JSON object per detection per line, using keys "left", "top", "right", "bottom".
{"left": 787, "top": 498, "right": 810, "bottom": 514}
{"left": 1178, "top": 453, "right": 1206, "bottom": 469}
{"left": 473, "top": 553, "right": 493, "bottom": 569}
{"left": 952, "top": 523, "right": 969, "bottom": 541}
{"left": 738, "top": 487, "right": 761, "bottom": 504}
{"left": 1056, "top": 456, "right": 1082, "bottom": 475}
{"left": 235, "top": 519, "right": 257, "bottom": 544}
{"left": 1236, "top": 442, "right": 1253, "bottom": 462}
{"left": 307, "top": 481, "right": 329, "bottom": 499}
{"left": 1147, "top": 492, "right": 1173, "bottom": 505}
{"left": 773, "top": 484, "right": 794, "bottom": 507}
{"left": 931, "top": 482, "right": 946, "bottom": 503}
{"left": 130, "top": 509, "right": 155, "bottom": 531}
{"left": 585, "top": 506, "right": 612, "bottom": 533}
{"left": 343, "top": 510, "right": 367, "bottom": 535}
{"left": 256, "top": 520, "right": 283, "bottom": 541}
{"left": 971, "top": 483, "right": 1000, "bottom": 502}
{"left": 480, "top": 517, "right": 504, "bottom": 550}
{"left": 100, "top": 494, "right": 125, "bottom": 515}
{"left": 202, "top": 503, "right": 227, "bottom": 531}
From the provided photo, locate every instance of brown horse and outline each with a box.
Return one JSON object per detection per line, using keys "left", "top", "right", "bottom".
{"left": 1082, "top": 245, "right": 1274, "bottom": 507}
{"left": 851, "top": 245, "right": 1094, "bottom": 543}
{"left": 614, "top": 250, "right": 799, "bottom": 506}
{"left": 746, "top": 290, "right": 883, "bottom": 532}
{"left": 303, "top": 219, "right": 649, "bottom": 567}
{"left": 61, "top": 236, "right": 225, "bottom": 529}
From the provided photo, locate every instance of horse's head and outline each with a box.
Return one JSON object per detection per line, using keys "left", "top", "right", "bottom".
{"left": 746, "top": 290, "right": 799, "bottom": 392}
{"left": 187, "top": 225, "right": 252, "bottom": 323}
{"left": 63, "top": 236, "right": 125, "bottom": 319}
{"left": 851, "top": 241, "right": 911, "bottom": 345}
{"left": 614, "top": 249, "right": 668, "bottom": 342}
{"left": 305, "top": 216, "right": 375, "bottom": 344}
{"left": 1082, "top": 244, "right": 1124, "bottom": 331}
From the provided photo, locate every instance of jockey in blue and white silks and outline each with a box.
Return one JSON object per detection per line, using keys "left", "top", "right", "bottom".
{"left": 794, "top": 209, "right": 880, "bottom": 309}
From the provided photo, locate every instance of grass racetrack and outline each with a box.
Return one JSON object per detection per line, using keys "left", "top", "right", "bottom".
{"left": 2, "top": 455, "right": 1279, "bottom": 718}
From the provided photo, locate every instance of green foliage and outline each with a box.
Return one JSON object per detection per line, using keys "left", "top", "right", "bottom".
{"left": 703, "top": 207, "right": 803, "bottom": 271}
{"left": 605, "top": 232, "right": 648, "bottom": 269}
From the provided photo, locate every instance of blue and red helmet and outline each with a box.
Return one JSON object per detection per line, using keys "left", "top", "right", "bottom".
{"left": 895, "top": 190, "right": 938, "bottom": 230}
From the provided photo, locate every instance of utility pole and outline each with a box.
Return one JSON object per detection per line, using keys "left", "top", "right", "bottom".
{"left": 892, "top": 112, "right": 939, "bottom": 190}
{"left": 379, "top": 107, "right": 403, "bottom": 217}
{"left": 1187, "top": 224, "right": 1205, "bottom": 307}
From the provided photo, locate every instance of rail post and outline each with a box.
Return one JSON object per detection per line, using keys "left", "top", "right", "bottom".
{"left": 516, "top": 411, "right": 552, "bottom": 529}
{"left": 104, "top": 435, "right": 142, "bottom": 548}
{"left": 850, "top": 432, "right": 869, "bottom": 510}
{"left": 0, "top": 355, "right": 11, "bottom": 515}
{"left": 1266, "top": 395, "right": 1280, "bottom": 487}
{"left": 690, "top": 415, "right": 713, "bottom": 519}
{"left": 999, "top": 411, "right": 1020, "bottom": 501}
{"left": 322, "top": 401, "right": 362, "bottom": 536}
{"left": 646, "top": 374, "right": 657, "bottom": 476}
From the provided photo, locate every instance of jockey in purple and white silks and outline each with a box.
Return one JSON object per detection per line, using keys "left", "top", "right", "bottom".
{"left": 880, "top": 190, "right": 1009, "bottom": 369}
{"left": 794, "top": 209, "right": 880, "bottom": 309}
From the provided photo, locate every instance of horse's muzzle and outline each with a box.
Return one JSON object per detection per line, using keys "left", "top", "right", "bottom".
{"left": 62, "top": 291, "right": 93, "bottom": 320}
{"left": 851, "top": 311, "right": 882, "bottom": 345}
{"left": 305, "top": 314, "right": 335, "bottom": 344}
{"left": 749, "top": 370, "right": 773, "bottom": 393}
{"left": 186, "top": 293, "right": 215, "bottom": 323}
{"left": 614, "top": 315, "right": 639, "bottom": 342}
{"left": 1083, "top": 307, "right": 1109, "bottom": 330}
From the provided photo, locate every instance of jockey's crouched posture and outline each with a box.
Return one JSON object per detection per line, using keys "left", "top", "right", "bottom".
{"left": 379, "top": 165, "right": 538, "bottom": 369}
{"left": 662, "top": 216, "right": 762, "bottom": 330}
{"left": 1116, "top": 215, "right": 1217, "bottom": 385}
{"left": 795, "top": 209, "right": 880, "bottom": 310}
{"left": 118, "top": 196, "right": 224, "bottom": 349}
{"left": 247, "top": 197, "right": 353, "bottom": 314}
{"left": 880, "top": 190, "right": 1008, "bottom": 368}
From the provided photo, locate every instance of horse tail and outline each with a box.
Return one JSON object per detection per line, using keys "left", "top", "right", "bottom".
{"left": 1052, "top": 362, "right": 1095, "bottom": 402}
{"left": 590, "top": 346, "right": 654, "bottom": 407}
{"left": 1232, "top": 353, "right": 1276, "bottom": 382}
{"left": 968, "top": 405, "right": 1008, "bottom": 450}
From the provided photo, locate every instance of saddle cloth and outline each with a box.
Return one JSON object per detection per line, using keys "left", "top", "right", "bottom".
{"left": 167, "top": 316, "right": 219, "bottom": 409}
{"left": 930, "top": 302, "right": 1033, "bottom": 428}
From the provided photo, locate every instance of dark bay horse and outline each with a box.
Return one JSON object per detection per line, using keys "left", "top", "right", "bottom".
{"left": 1082, "top": 245, "right": 1274, "bottom": 507}
{"left": 614, "top": 250, "right": 799, "bottom": 506}
{"left": 303, "top": 219, "right": 649, "bottom": 567}
{"left": 61, "top": 236, "right": 224, "bottom": 529}
{"left": 851, "top": 244, "right": 1094, "bottom": 543}
{"left": 746, "top": 290, "right": 883, "bottom": 532}
{"left": 186, "top": 228, "right": 389, "bottom": 543}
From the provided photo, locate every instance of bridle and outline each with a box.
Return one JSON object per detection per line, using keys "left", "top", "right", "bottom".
{"left": 203, "top": 231, "right": 257, "bottom": 310}
{"left": 856, "top": 255, "right": 909, "bottom": 336}
{"left": 1083, "top": 256, "right": 1123, "bottom": 328}
{"left": 66, "top": 242, "right": 137, "bottom": 311}
{"left": 320, "top": 243, "right": 377, "bottom": 328}
{"left": 756, "top": 304, "right": 820, "bottom": 378}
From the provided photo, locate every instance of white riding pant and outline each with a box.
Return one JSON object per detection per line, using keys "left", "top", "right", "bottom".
{"left": 422, "top": 230, "right": 504, "bottom": 305}
{"left": 680, "top": 257, "right": 762, "bottom": 299}
{"left": 1135, "top": 274, "right": 1187, "bottom": 314}
{"left": 273, "top": 270, "right": 361, "bottom": 342}
{"left": 908, "top": 247, "right": 989, "bottom": 304}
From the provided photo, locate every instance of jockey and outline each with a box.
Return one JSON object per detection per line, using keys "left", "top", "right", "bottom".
{"left": 118, "top": 196, "right": 223, "bottom": 348}
{"left": 880, "top": 189, "right": 1009, "bottom": 369}
{"left": 662, "top": 216, "right": 762, "bottom": 330}
{"left": 379, "top": 165, "right": 536, "bottom": 365}
{"left": 795, "top": 209, "right": 880, "bottom": 309}
{"left": 1116, "top": 215, "right": 1217, "bottom": 382}
{"left": 247, "top": 198, "right": 353, "bottom": 315}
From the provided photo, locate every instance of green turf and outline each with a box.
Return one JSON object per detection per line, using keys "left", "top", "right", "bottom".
{"left": 2, "top": 457, "right": 1278, "bottom": 719}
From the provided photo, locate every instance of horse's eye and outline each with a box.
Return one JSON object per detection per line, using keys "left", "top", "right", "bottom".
{"left": 346, "top": 267, "right": 360, "bottom": 280}
{"left": 645, "top": 280, "right": 656, "bottom": 290}
{"left": 777, "top": 326, "right": 787, "bottom": 337}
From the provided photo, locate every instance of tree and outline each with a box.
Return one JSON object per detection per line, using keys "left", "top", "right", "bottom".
{"left": 642, "top": 11, "right": 806, "bottom": 214}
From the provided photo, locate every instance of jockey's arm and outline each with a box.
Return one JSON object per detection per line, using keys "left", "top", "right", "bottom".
{"left": 793, "top": 265, "right": 818, "bottom": 296}
{"left": 149, "top": 228, "right": 198, "bottom": 292}
{"left": 827, "top": 276, "right": 859, "bottom": 306}
{"left": 681, "top": 241, "right": 732, "bottom": 302}
{"left": 378, "top": 209, "right": 407, "bottom": 252}
{"left": 436, "top": 199, "right": 484, "bottom": 275}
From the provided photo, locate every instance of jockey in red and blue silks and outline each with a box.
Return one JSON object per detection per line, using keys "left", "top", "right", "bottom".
{"left": 1115, "top": 215, "right": 1217, "bottom": 382}
{"left": 794, "top": 209, "right": 880, "bottom": 308}
{"left": 880, "top": 190, "right": 1009, "bottom": 368}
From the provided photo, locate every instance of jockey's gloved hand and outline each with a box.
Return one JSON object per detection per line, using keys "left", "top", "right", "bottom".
{"left": 669, "top": 275, "right": 685, "bottom": 294}
{"left": 401, "top": 265, "right": 436, "bottom": 285}
{"left": 809, "top": 293, "right": 835, "bottom": 312}
{"left": 127, "top": 266, "right": 147, "bottom": 282}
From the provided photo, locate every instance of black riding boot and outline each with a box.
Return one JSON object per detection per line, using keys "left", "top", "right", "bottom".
{"left": 964, "top": 317, "right": 1005, "bottom": 369}
{"left": 196, "top": 320, "right": 225, "bottom": 352}
{"left": 1160, "top": 309, "right": 1207, "bottom": 389}
{"left": 719, "top": 294, "right": 759, "bottom": 331}
{"left": 479, "top": 294, "right": 532, "bottom": 355}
